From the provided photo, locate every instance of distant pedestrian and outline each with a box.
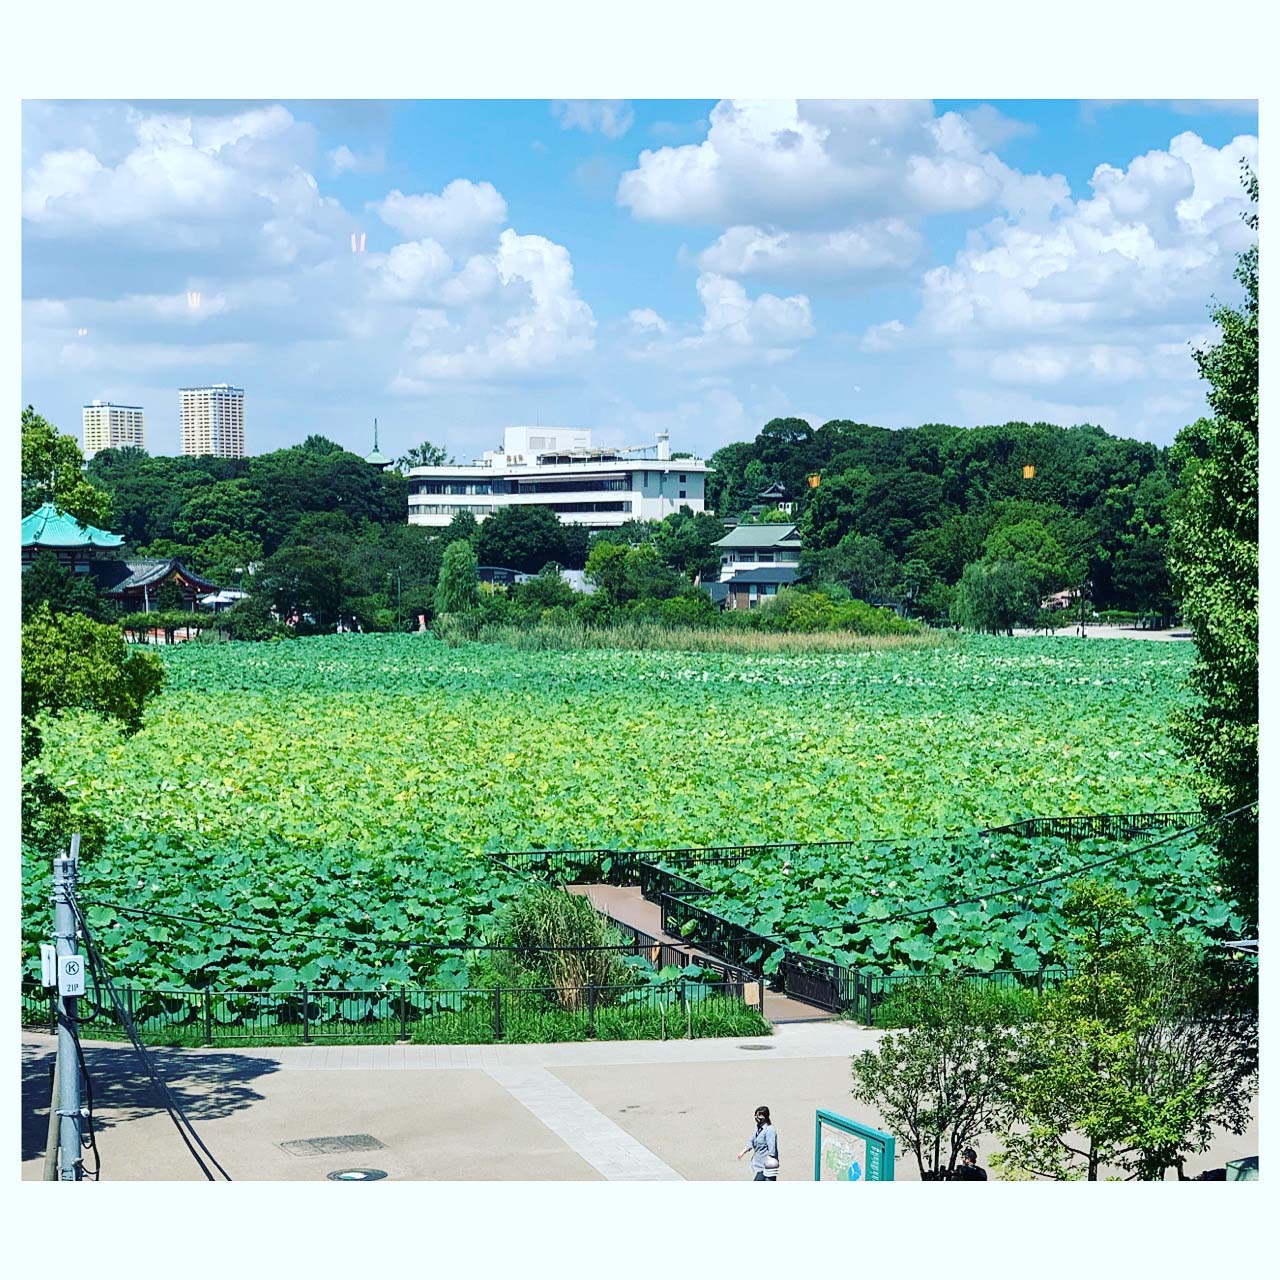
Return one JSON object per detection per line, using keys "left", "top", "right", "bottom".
{"left": 736, "top": 1105, "right": 780, "bottom": 1181}
{"left": 952, "top": 1147, "right": 988, "bottom": 1181}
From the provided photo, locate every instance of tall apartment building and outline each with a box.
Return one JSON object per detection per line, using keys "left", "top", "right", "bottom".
{"left": 82, "top": 400, "right": 145, "bottom": 460}
{"left": 406, "top": 427, "right": 709, "bottom": 531}
{"left": 180, "top": 384, "right": 246, "bottom": 458}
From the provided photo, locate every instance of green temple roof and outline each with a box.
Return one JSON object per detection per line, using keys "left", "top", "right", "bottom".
{"left": 21, "top": 503, "right": 124, "bottom": 550}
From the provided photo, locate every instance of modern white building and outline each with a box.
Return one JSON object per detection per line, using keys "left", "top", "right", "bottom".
{"left": 406, "top": 427, "right": 710, "bottom": 530}
{"left": 180, "top": 384, "right": 246, "bottom": 458}
{"left": 82, "top": 401, "right": 145, "bottom": 459}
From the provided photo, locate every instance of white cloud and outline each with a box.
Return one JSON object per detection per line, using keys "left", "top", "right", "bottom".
{"left": 551, "top": 100, "right": 635, "bottom": 139}
{"left": 392, "top": 230, "right": 596, "bottom": 384}
{"left": 698, "top": 218, "right": 921, "bottom": 285}
{"left": 329, "top": 143, "right": 384, "bottom": 175}
{"left": 628, "top": 273, "right": 814, "bottom": 371}
{"left": 859, "top": 319, "right": 906, "bottom": 353}
{"left": 618, "top": 99, "right": 1061, "bottom": 228}
{"left": 23, "top": 103, "right": 595, "bottom": 401}
{"left": 374, "top": 179, "right": 508, "bottom": 253}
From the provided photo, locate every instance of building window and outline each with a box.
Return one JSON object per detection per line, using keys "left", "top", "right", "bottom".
{"left": 679, "top": 490, "right": 686, "bottom": 499}
{"left": 679, "top": 474, "right": 687, "bottom": 483}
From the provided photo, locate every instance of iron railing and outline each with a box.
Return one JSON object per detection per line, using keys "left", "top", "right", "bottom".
{"left": 21, "top": 977, "right": 764, "bottom": 1046}
{"left": 983, "top": 812, "right": 1200, "bottom": 841}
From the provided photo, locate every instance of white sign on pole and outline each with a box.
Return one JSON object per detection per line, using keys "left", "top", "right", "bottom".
{"left": 58, "top": 955, "right": 87, "bottom": 998}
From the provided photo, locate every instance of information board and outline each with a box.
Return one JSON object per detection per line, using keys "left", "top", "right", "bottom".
{"left": 814, "top": 1109, "right": 895, "bottom": 1181}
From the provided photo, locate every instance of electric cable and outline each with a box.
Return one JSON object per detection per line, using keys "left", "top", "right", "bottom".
{"left": 71, "top": 896, "right": 231, "bottom": 1181}
{"left": 64, "top": 1012, "right": 101, "bottom": 1180}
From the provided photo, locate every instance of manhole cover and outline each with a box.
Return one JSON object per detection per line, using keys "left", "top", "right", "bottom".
{"left": 738, "top": 1044, "right": 775, "bottom": 1051}
{"left": 327, "top": 1168, "right": 387, "bottom": 1181}
{"left": 279, "top": 1134, "right": 387, "bottom": 1157}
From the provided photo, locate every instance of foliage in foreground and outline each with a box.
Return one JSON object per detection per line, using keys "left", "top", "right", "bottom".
{"left": 999, "top": 881, "right": 1257, "bottom": 1181}
{"left": 851, "top": 977, "right": 1026, "bottom": 1179}
{"left": 851, "top": 882, "right": 1257, "bottom": 1181}
{"left": 1167, "top": 165, "right": 1259, "bottom": 927}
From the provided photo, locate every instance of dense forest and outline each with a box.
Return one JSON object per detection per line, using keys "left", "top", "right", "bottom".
{"left": 22, "top": 409, "right": 1185, "bottom": 635}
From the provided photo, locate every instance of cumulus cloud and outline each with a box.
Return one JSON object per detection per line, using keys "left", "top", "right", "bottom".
{"left": 698, "top": 218, "right": 922, "bottom": 285}
{"left": 23, "top": 102, "right": 596, "bottom": 405}
{"left": 618, "top": 99, "right": 1061, "bottom": 228}
{"left": 628, "top": 273, "right": 814, "bottom": 370}
{"left": 329, "top": 143, "right": 384, "bottom": 175}
{"left": 374, "top": 179, "right": 508, "bottom": 253}
{"left": 551, "top": 100, "right": 635, "bottom": 139}
{"left": 392, "top": 230, "right": 596, "bottom": 384}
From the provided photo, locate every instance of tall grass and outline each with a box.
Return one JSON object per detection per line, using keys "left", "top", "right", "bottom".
{"left": 494, "top": 885, "right": 634, "bottom": 1006}
{"left": 462, "top": 618, "right": 947, "bottom": 654}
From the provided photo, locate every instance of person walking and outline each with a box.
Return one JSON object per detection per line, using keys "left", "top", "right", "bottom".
{"left": 736, "top": 1105, "right": 780, "bottom": 1181}
{"left": 953, "top": 1147, "right": 988, "bottom": 1181}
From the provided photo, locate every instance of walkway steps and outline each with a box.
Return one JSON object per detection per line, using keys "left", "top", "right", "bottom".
{"left": 568, "top": 884, "right": 836, "bottom": 1025}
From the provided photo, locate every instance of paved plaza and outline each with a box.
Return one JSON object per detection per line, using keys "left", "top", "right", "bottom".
{"left": 20, "top": 1022, "right": 1256, "bottom": 1182}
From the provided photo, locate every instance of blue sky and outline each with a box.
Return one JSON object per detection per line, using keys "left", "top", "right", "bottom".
{"left": 21, "top": 98, "right": 1258, "bottom": 461}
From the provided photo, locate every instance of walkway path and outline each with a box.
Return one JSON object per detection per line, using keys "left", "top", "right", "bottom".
{"left": 568, "top": 884, "right": 835, "bottom": 1024}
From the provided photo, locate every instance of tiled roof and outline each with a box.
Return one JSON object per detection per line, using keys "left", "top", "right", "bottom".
{"left": 713, "top": 523, "right": 801, "bottom": 549}
{"left": 93, "top": 557, "right": 218, "bottom": 595}
{"left": 20, "top": 503, "right": 124, "bottom": 549}
{"left": 722, "top": 565, "right": 800, "bottom": 585}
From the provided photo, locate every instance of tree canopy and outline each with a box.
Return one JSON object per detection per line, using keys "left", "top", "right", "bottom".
{"left": 1167, "top": 164, "right": 1259, "bottom": 925}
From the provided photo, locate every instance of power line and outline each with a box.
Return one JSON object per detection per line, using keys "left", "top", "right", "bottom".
{"left": 71, "top": 896, "right": 232, "bottom": 1181}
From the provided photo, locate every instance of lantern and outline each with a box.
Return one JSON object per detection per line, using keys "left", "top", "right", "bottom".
{"left": 807, "top": 473, "right": 821, "bottom": 489}
{"left": 1022, "top": 465, "right": 1035, "bottom": 480}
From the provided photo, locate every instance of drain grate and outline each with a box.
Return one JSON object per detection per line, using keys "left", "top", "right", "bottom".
{"left": 279, "top": 1134, "right": 387, "bottom": 1157}
{"left": 737, "top": 1044, "right": 775, "bottom": 1051}
{"left": 328, "top": 1168, "right": 387, "bottom": 1181}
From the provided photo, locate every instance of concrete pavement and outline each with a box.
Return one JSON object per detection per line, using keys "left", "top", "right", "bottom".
{"left": 20, "top": 1022, "right": 1256, "bottom": 1182}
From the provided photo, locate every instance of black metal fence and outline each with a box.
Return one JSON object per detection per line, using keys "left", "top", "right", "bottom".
{"left": 983, "top": 812, "right": 1200, "bottom": 842}
{"left": 489, "top": 811, "right": 1204, "bottom": 1022}
{"left": 21, "top": 976, "right": 766, "bottom": 1046}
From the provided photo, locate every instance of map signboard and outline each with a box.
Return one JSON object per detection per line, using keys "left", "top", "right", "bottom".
{"left": 814, "top": 1109, "right": 895, "bottom": 1181}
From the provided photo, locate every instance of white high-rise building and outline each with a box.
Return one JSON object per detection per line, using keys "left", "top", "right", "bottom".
{"left": 407, "top": 426, "right": 709, "bottom": 530}
{"left": 180, "top": 384, "right": 246, "bottom": 458}
{"left": 82, "top": 401, "right": 145, "bottom": 460}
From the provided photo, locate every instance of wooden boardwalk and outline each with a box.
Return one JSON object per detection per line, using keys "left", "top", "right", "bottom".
{"left": 567, "top": 884, "right": 836, "bottom": 1025}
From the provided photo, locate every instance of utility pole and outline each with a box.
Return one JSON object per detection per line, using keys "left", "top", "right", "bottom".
{"left": 52, "top": 835, "right": 84, "bottom": 1180}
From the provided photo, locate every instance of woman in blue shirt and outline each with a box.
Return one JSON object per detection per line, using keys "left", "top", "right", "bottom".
{"left": 736, "top": 1105, "right": 780, "bottom": 1181}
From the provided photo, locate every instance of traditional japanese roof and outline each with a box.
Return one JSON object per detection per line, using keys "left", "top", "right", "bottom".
{"left": 21, "top": 503, "right": 124, "bottom": 550}
{"left": 721, "top": 566, "right": 800, "bottom": 585}
{"left": 92, "top": 557, "right": 219, "bottom": 595}
{"left": 713, "top": 523, "right": 801, "bottom": 550}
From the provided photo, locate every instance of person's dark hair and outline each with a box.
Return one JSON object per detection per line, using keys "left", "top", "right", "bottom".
{"left": 754, "top": 1106, "right": 771, "bottom": 1127}
{"left": 962, "top": 1147, "right": 978, "bottom": 1162}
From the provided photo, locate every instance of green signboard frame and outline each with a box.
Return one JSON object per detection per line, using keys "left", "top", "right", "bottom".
{"left": 813, "top": 1109, "right": 895, "bottom": 1181}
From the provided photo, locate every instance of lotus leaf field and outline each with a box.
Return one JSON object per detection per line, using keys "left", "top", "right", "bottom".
{"left": 672, "top": 829, "right": 1240, "bottom": 977}
{"left": 22, "top": 631, "right": 1210, "bottom": 991}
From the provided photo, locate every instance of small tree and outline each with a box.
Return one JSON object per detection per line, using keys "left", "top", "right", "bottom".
{"left": 1000, "top": 879, "right": 1257, "bottom": 1181}
{"left": 850, "top": 976, "right": 1023, "bottom": 1180}
{"left": 22, "top": 604, "right": 164, "bottom": 763}
{"left": 951, "top": 559, "right": 1038, "bottom": 633}
{"left": 434, "top": 539, "right": 480, "bottom": 616}
{"left": 394, "top": 440, "right": 452, "bottom": 471}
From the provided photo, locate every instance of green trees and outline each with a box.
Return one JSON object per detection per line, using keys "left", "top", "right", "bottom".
{"left": 21, "top": 407, "right": 113, "bottom": 525}
{"left": 21, "top": 551, "right": 110, "bottom": 623}
{"left": 394, "top": 440, "right": 452, "bottom": 471}
{"left": 434, "top": 539, "right": 480, "bottom": 616}
{"left": 474, "top": 505, "right": 588, "bottom": 573}
{"left": 1000, "top": 881, "right": 1257, "bottom": 1181}
{"left": 21, "top": 605, "right": 164, "bottom": 763}
{"left": 1167, "top": 165, "right": 1259, "bottom": 926}
{"left": 850, "top": 977, "right": 1024, "bottom": 1180}
{"left": 950, "top": 560, "right": 1038, "bottom": 633}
